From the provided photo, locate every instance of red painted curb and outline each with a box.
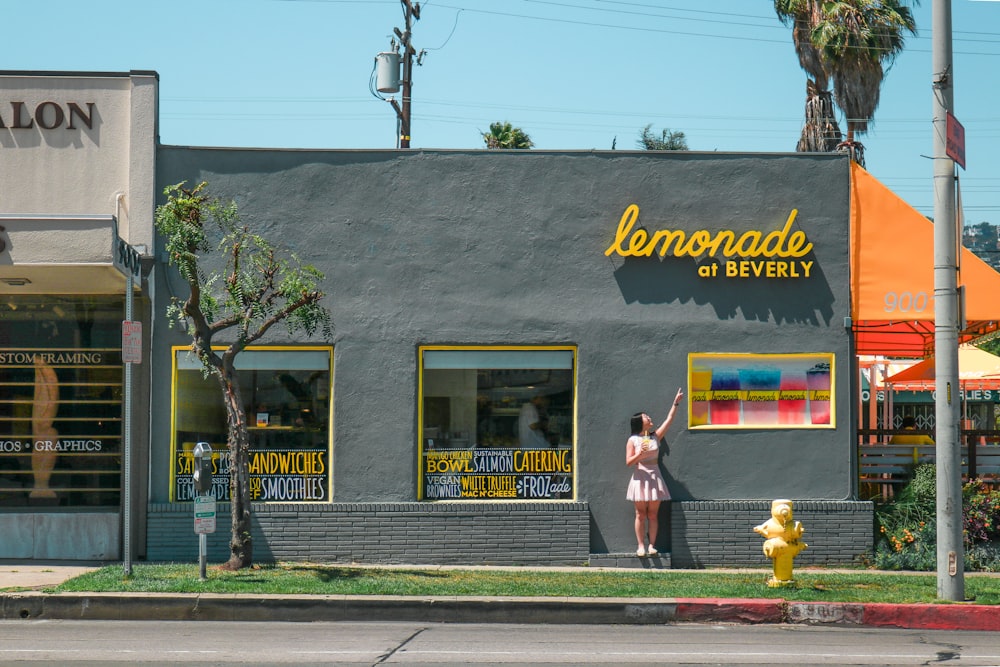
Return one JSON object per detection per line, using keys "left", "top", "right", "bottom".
{"left": 862, "top": 603, "right": 1000, "bottom": 632}
{"left": 677, "top": 599, "right": 1000, "bottom": 631}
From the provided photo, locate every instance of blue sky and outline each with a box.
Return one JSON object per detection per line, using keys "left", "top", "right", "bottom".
{"left": 8, "top": 0, "right": 999, "bottom": 223}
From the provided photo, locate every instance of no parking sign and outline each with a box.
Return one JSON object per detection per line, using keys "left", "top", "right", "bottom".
{"left": 122, "top": 320, "right": 142, "bottom": 364}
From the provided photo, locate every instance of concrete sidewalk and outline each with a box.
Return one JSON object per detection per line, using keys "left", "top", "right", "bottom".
{"left": 1, "top": 562, "right": 998, "bottom": 631}
{"left": 0, "top": 561, "right": 100, "bottom": 590}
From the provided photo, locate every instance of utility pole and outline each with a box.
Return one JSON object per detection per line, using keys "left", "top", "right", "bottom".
{"left": 390, "top": 1, "right": 420, "bottom": 148}
{"left": 932, "top": 0, "right": 964, "bottom": 602}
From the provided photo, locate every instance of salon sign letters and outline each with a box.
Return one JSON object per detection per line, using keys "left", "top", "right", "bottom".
{"left": 605, "top": 204, "right": 814, "bottom": 279}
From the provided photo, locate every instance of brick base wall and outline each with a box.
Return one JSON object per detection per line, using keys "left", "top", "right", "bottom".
{"left": 147, "top": 500, "right": 873, "bottom": 567}
{"left": 147, "top": 502, "right": 592, "bottom": 566}
{"left": 669, "top": 500, "right": 874, "bottom": 568}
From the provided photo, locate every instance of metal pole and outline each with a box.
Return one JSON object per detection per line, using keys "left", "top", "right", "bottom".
{"left": 932, "top": 0, "right": 964, "bottom": 601}
{"left": 123, "top": 274, "right": 133, "bottom": 577}
{"left": 199, "top": 533, "right": 207, "bottom": 580}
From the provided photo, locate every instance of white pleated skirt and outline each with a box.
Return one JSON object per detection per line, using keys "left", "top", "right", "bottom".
{"left": 626, "top": 463, "right": 669, "bottom": 501}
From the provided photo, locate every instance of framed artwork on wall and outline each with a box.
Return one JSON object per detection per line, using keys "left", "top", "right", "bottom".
{"left": 688, "top": 353, "right": 834, "bottom": 429}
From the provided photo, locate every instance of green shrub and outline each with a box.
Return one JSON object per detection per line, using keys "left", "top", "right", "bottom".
{"left": 965, "top": 542, "right": 1000, "bottom": 572}
{"left": 872, "top": 464, "right": 1000, "bottom": 571}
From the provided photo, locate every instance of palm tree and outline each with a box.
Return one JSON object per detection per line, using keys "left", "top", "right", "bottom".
{"left": 774, "top": 0, "right": 843, "bottom": 153}
{"left": 775, "top": 0, "right": 917, "bottom": 165}
{"left": 814, "top": 0, "right": 917, "bottom": 163}
{"left": 637, "top": 124, "right": 688, "bottom": 151}
{"left": 483, "top": 122, "right": 533, "bottom": 149}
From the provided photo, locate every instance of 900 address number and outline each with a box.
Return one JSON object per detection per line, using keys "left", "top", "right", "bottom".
{"left": 884, "top": 291, "right": 931, "bottom": 314}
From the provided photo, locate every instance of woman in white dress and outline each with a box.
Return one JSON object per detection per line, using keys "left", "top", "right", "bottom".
{"left": 626, "top": 388, "right": 683, "bottom": 557}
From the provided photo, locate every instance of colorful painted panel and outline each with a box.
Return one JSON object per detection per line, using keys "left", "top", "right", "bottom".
{"left": 688, "top": 353, "right": 834, "bottom": 429}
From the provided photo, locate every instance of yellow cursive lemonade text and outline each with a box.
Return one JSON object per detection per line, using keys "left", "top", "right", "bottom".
{"left": 604, "top": 204, "right": 813, "bottom": 259}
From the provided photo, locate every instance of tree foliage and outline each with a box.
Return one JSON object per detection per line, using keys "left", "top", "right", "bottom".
{"left": 815, "top": 0, "right": 916, "bottom": 141}
{"left": 775, "top": 0, "right": 917, "bottom": 165}
{"left": 637, "top": 124, "right": 688, "bottom": 151}
{"left": 483, "top": 121, "right": 534, "bottom": 149}
{"left": 155, "top": 181, "right": 332, "bottom": 570}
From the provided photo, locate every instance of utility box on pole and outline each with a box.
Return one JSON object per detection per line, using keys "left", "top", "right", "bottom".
{"left": 374, "top": 0, "right": 421, "bottom": 148}
{"left": 376, "top": 52, "right": 401, "bottom": 93}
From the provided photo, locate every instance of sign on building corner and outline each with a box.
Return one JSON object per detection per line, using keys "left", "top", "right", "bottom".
{"left": 113, "top": 237, "right": 142, "bottom": 278}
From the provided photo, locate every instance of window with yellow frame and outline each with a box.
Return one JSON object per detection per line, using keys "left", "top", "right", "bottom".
{"left": 687, "top": 353, "right": 834, "bottom": 429}
{"left": 170, "top": 346, "right": 333, "bottom": 502}
{"left": 419, "top": 346, "right": 576, "bottom": 501}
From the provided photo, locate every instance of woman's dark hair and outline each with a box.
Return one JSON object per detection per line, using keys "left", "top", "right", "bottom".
{"left": 630, "top": 412, "right": 645, "bottom": 435}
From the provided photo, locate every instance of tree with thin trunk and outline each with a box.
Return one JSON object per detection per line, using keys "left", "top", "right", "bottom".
{"left": 155, "top": 181, "right": 332, "bottom": 570}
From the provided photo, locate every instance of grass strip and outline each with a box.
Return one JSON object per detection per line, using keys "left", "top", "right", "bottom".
{"left": 50, "top": 564, "right": 1000, "bottom": 605}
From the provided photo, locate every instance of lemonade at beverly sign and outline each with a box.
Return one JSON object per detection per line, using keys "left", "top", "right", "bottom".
{"left": 605, "top": 204, "right": 814, "bottom": 279}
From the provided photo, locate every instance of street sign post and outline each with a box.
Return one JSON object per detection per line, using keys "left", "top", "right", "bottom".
{"left": 112, "top": 233, "right": 143, "bottom": 577}
{"left": 194, "top": 495, "right": 217, "bottom": 580}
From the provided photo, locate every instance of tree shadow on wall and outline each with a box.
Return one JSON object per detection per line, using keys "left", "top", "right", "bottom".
{"left": 611, "top": 254, "right": 836, "bottom": 327}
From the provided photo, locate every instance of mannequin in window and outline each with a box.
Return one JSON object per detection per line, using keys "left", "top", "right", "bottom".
{"left": 519, "top": 395, "right": 549, "bottom": 448}
{"left": 31, "top": 357, "right": 59, "bottom": 499}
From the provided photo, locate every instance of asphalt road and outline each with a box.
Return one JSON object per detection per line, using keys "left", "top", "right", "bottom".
{"left": 2, "top": 620, "right": 1000, "bottom": 665}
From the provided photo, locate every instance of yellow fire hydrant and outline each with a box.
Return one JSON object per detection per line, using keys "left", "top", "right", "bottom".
{"left": 753, "top": 499, "right": 807, "bottom": 587}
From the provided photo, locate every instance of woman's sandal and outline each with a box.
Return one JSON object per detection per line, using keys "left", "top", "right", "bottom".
{"left": 636, "top": 547, "right": 646, "bottom": 557}
{"left": 646, "top": 546, "right": 658, "bottom": 556}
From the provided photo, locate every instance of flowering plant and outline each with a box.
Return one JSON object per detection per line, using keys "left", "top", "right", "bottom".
{"left": 963, "top": 478, "right": 1000, "bottom": 547}
{"left": 873, "top": 464, "right": 1000, "bottom": 571}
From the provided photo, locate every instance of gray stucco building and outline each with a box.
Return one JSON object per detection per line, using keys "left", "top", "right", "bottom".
{"left": 2, "top": 71, "right": 870, "bottom": 567}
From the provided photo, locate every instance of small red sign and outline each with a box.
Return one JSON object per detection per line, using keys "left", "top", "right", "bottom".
{"left": 946, "top": 112, "right": 966, "bottom": 170}
{"left": 122, "top": 320, "right": 142, "bottom": 364}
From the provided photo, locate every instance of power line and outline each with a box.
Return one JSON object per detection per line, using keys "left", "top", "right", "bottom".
{"left": 190, "top": 1, "right": 999, "bottom": 218}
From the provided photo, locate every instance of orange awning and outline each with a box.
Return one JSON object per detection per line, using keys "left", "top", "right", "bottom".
{"left": 850, "top": 162, "right": 1000, "bottom": 357}
{"left": 884, "top": 345, "right": 1000, "bottom": 391}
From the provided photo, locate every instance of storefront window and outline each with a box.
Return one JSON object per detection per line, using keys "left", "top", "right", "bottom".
{"left": 0, "top": 296, "right": 124, "bottom": 508}
{"left": 171, "top": 346, "right": 332, "bottom": 503}
{"left": 419, "top": 346, "right": 576, "bottom": 501}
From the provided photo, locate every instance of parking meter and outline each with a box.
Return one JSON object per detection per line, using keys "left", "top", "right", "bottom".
{"left": 193, "top": 442, "right": 213, "bottom": 495}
